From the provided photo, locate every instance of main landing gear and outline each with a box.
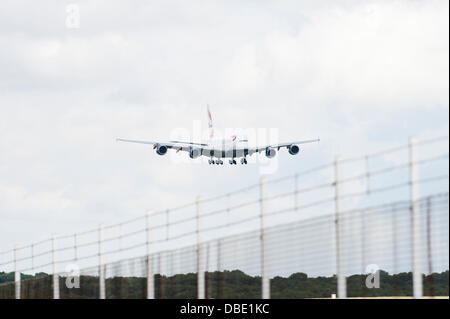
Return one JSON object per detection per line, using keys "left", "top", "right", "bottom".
{"left": 208, "top": 159, "right": 223, "bottom": 165}
{"left": 208, "top": 158, "right": 247, "bottom": 165}
{"left": 228, "top": 158, "right": 247, "bottom": 165}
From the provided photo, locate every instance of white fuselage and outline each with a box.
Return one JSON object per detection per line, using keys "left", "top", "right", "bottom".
{"left": 204, "top": 138, "right": 250, "bottom": 158}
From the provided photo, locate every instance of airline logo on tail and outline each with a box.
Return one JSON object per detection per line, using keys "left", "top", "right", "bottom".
{"left": 207, "top": 104, "right": 214, "bottom": 139}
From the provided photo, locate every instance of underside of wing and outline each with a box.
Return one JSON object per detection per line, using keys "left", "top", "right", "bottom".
{"left": 117, "top": 137, "right": 319, "bottom": 158}
{"left": 249, "top": 138, "right": 320, "bottom": 153}
{"left": 117, "top": 138, "right": 205, "bottom": 154}
{"left": 116, "top": 138, "right": 157, "bottom": 145}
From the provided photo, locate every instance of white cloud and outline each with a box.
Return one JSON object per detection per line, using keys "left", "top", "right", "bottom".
{"left": 0, "top": 0, "right": 448, "bottom": 259}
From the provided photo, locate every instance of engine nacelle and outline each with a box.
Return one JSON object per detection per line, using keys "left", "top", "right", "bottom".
{"left": 156, "top": 145, "right": 168, "bottom": 155}
{"left": 288, "top": 144, "right": 300, "bottom": 155}
{"left": 189, "top": 148, "right": 201, "bottom": 159}
{"left": 265, "top": 147, "right": 276, "bottom": 158}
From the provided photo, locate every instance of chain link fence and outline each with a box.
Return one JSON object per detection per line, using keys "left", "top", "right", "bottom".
{"left": 0, "top": 136, "right": 448, "bottom": 299}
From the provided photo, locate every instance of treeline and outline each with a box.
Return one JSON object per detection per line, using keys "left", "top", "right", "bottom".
{"left": 0, "top": 269, "right": 448, "bottom": 299}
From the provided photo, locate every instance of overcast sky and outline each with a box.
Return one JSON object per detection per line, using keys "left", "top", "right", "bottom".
{"left": 0, "top": 0, "right": 449, "bottom": 262}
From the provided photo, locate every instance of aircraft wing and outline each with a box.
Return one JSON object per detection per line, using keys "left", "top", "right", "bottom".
{"left": 250, "top": 138, "right": 320, "bottom": 153}
{"left": 117, "top": 137, "right": 320, "bottom": 157}
{"left": 116, "top": 138, "right": 207, "bottom": 152}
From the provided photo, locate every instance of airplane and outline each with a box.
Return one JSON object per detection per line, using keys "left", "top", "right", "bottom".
{"left": 117, "top": 106, "right": 320, "bottom": 165}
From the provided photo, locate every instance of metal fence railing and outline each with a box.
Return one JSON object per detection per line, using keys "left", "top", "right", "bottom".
{"left": 0, "top": 136, "right": 448, "bottom": 299}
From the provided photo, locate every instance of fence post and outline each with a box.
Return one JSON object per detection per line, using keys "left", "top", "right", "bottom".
{"left": 217, "top": 239, "right": 223, "bottom": 298}
{"left": 259, "top": 176, "right": 270, "bottom": 299}
{"left": 73, "top": 233, "right": 78, "bottom": 262}
{"left": 165, "top": 209, "right": 170, "bottom": 241}
{"left": 409, "top": 137, "right": 423, "bottom": 299}
{"left": 294, "top": 173, "right": 299, "bottom": 211}
{"left": 31, "top": 244, "right": 34, "bottom": 274}
{"left": 98, "top": 224, "right": 106, "bottom": 299}
{"left": 365, "top": 155, "right": 370, "bottom": 194}
{"left": 52, "top": 236, "right": 60, "bottom": 299}
{"left": 146, "top": 212, "right": 154, "bottom": 299}
{"left": 334, "top": 156, "right": 346, "bottom": 299}
{"left": 425, "top": 196, "right": 434, "bottom": 296}
{"left": 226, "top": 193, "right": 230, "bottom": 230}
{"left": 196, "top": 197, "right": 205, "bottom": 299}
{"left": 14, "top": 245, "right": 20, "bottom": 299}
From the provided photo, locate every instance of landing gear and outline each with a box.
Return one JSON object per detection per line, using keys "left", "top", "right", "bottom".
{"left": 229, "top": 159, "right": 237, "bottom": 165}
{"left": 209, "top": 159, "right": 223, "bottom": 165}
{"left": 240, "top": 158, "right": 248, "bottom": 165}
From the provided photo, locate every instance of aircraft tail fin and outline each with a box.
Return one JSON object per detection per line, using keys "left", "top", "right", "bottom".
{"left": 207, "top": 104, "right": 214, "bottom": 139}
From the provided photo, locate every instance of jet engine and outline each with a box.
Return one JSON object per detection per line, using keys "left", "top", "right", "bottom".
{"left": 189, "top": 148, "right": 201, "bottom": 159}
{"left": 265, "top": 147, "right": 276, "bottom": 158}
{"left": 156, "top": 145, "right": 168, "bottom": 155}
{"left": 288, "top": 144, "right": 300, "bottom": 155}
